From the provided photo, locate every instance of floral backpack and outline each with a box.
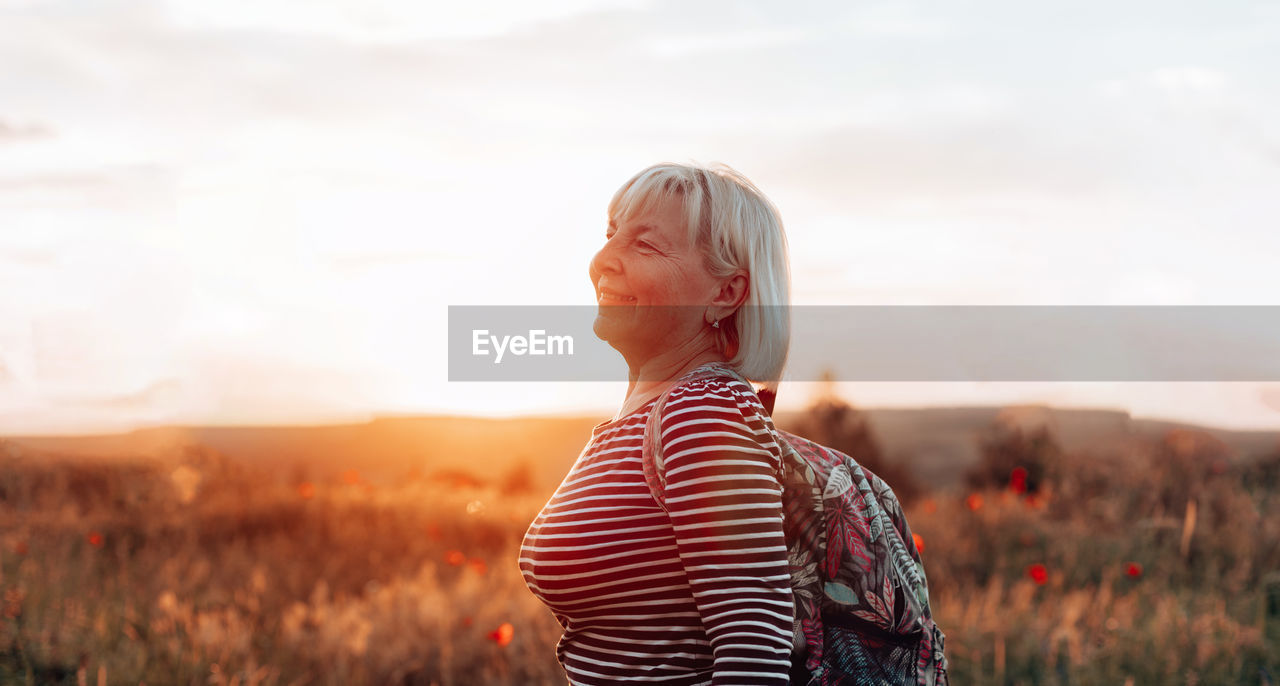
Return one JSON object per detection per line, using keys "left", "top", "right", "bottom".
{"left": 642, "top": 362, "right": 948, "bottom": 686}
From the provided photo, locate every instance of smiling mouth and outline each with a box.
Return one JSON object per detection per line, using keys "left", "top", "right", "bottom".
{"left": 597, "top": 289, "right": 637, "bottom": 305}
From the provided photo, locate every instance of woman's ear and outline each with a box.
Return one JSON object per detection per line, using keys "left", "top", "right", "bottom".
{"left": 713, "top": 270, "right": 749, "bottom": 311}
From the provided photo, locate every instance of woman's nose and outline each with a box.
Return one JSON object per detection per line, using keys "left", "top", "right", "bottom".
{"left": 589, "top": 239, "right": 621, "bottom": 283}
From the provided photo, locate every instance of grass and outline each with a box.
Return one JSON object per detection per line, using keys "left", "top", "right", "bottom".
{"left": 1, "top": 425, "right": 1278, "bottom": 685}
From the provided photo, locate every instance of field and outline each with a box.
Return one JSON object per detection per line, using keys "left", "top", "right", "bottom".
{"left": 2, "top": 404, "right": 1279, "bottom": 685}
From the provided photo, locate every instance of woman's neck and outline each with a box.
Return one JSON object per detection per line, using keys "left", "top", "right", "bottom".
{"left": 614, "top": 347, "right": 726, "bottom": 421}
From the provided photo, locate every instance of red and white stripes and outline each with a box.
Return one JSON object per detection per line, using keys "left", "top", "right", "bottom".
{"left": 520, "top": 376, "right": 793, "bottom": 685}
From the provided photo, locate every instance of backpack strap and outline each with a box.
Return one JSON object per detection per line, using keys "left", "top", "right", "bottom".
{"left": 641, "top": 362, "right": 753, "bottom": 513}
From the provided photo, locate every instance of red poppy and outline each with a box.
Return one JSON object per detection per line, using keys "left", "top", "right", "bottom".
{"left": 912, "top": 533, "right": 925, "bottom": 554}
{"left": 13, "top": 540, "right": 28, "bottom": 556}
{"left": 445, "top": 550, "right": 466, "bottom": 566}
{"left": 1009, "top": 467, "right": 1028, "bottom": 494}
{"left": 921, "top": 499, "right": 938, "bottom": 514}
{"left": 1126, "top": 562, "right": 1143, "bottom": 579}
{"left": 297, "top": 482, "right": 316, "bottom": 499}
{"left": 342, "top": 469, "right": 361, "bottom": 485}
{"left": 489, "top": 622, "right": 514, "bottom": 646}
{"left": 469, "top": 558, "right": 489, "bottom": 576}
{"left": 426, "top": 524, "right": 442, "bottom": 541}
{"left": 87, "top": 532, "right": 104, "bottom": 548}
{"left": 462, "top": 616, "right": 474, "bottom": 627}
{"left": 965, "top": 493, "right": 983, "bottom": 511}
{"left": 2, "top": 588, "right": 22, "bottom": 620}
{"left": 1027, "top": 563, "right": 1048, "bottom": 585}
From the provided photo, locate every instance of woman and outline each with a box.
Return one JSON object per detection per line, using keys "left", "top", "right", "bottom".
{"left": 519, "top": 162, "right": 795, "bottom": 684}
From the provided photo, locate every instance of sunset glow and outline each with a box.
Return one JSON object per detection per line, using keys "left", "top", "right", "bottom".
{"left": 3, "top": 0, "right": 1279, "bottom": 434}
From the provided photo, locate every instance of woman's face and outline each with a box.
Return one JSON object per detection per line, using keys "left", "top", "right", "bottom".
{"left": 588, "top": 194, "right": 729, "bottom": 365}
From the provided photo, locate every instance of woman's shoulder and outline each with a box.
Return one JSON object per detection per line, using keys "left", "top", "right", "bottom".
{"left": 663, "top": 371, "right": 769, "bottom": 424}
{"left": 658, "top": 370, "right": 783, "bottom": 468}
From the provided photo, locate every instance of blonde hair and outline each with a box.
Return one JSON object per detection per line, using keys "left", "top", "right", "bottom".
{"left": 607, "top": 162, "right": 792, "bottom": 385}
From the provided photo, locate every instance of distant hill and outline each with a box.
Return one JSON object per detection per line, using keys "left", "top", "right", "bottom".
{"left": 5, "top": 407, "right": 1278, "bottom": 492}
{"left": 785, "top": 406, "right": 1279, "bottom": 489}
{"left": 2, "top": 415, "right": 601, "bottom": 490}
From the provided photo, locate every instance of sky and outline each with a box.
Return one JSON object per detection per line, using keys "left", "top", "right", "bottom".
{"left": 2, "top": 0, "right": 1279, "bottom": 434}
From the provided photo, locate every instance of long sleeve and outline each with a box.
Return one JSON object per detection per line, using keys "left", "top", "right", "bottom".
{"left": 659, "top": 378, "right": 794, "bottom": 685}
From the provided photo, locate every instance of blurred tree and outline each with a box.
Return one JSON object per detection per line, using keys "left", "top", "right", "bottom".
{"left": 1147, "top": 429, "right": 1232, "bottom": 518}
{"left": 499, "top": 458, "right": 536, "bottom": 496}
{"left": 786, "top": 369, "right": 923, "bottom": 504}
{"left": 290, "top": 460, "right": 311, "bottom": 489}
{"left": 430, "top": 469, "right": 485, "bottom": 490}
{"left": 1239, "top": 441, "right": 1280, "bottom": 494}
{"left": 966, "top": 421, "right": 1062, "bottom": 496}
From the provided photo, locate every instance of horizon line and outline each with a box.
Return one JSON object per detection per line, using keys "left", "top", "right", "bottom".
{"left": 8, "top": 402, "right": 1280, "bottom": 440}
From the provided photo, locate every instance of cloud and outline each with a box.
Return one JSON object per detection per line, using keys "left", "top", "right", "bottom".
{"left": 0, "top": 351, "right": 378, "bottom": 433}
{"left": 739, "top": 116, "right": 1120, "bottom": 212}
{"left": 0, "top": 172, "right": 111, "bottom": 192}
{"left": 1096, "top": 66, "right": 1233, "bottom": 106}
{"left": 0, "top": 245, "right": 59, "bottom": 265}
{"left": 0, "top": 119, "right": 53, "bottom": 142}
{"left": 162, "top": 0, "right": 650, "bottom": 43}
{"left": 171, "top": 351, "right": 382, "bottom": 424}
{"left": 38, "top": 378, "right": 185, "bottom": 413}
{"left": 642, "top": 27, "right": 812, "bottom": 57}
{"left": 325, "top": 250, "right": 472, "bottom": 272}
{"left": 1149, "top": 66, "right": 1228, "bottom": 94}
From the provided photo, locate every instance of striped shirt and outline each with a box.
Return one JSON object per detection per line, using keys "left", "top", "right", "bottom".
{"left": 520, "top": 375, "right": 794, "bottom": 685}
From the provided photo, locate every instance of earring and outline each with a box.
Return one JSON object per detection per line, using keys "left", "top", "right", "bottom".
{"left": 712, "top": 319, "right": 720, "bottom": 329}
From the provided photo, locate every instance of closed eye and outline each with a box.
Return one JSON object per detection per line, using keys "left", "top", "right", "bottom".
{"left": 604, "top": 226, "right": 660, "bottom": 253}
{"left": 604, "top": 233, "right": 657, "bottom": 252}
